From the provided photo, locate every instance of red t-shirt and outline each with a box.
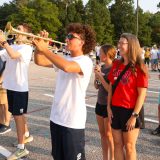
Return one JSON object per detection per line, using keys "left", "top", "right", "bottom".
{"left": 108, "top": 60, "right": 148, "bottom": 109}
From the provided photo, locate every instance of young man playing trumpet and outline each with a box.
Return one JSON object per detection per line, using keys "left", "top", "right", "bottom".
{"left": 33, "top": 23, "right": 96, "bottom": 160}
{"left": 0, "top": 23, "right": 33, "bottom": 160}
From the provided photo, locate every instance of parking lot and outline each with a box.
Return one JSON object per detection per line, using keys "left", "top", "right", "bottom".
{"left": 0, "top": 62, "right": 160, "bottom": 160}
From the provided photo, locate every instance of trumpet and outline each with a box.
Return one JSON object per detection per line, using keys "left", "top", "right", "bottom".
{"left": 4, "top": 22, "right": 66, "bottom": 46}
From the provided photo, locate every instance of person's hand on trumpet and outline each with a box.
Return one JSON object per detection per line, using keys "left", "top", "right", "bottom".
{"left": 32, "top": 30, "right": 50, "bottom": 53}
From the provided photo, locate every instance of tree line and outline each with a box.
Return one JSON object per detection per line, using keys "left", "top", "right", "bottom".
{"left": 0, "top": 0, "right": 159, "bottom": 47}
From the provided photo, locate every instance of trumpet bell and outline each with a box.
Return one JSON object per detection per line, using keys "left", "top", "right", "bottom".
{"left": 5, "top": 22, "right": 12, "bottom": 32}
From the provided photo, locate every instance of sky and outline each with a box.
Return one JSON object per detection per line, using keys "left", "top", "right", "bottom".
{"left": 0, "top": 0, "right": 159, "bottom": 13}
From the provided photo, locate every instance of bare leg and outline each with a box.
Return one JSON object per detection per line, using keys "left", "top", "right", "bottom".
{"left": 14, "top": 115, "right": 25, "bottom": 144}
{"left": 123, "top": 129, "right": 139, "bottom": 160}
{"left": 112, "top": 129, "right": 125, "bottom": 160}
{"left": 0, "top": 104, "right": 10, "bottom": 126}
{"left": 24, "top": 116, "right": 29, "bottom": 133}
{"left": 4, "top": 103, "right": 11, "bottom": 126}
{"left": 0, "top": 104, "right": 5, "bottom": 124}
{"left": 105, "top": 118, "right": 114, "bottom": 160}
{"left": 96, "top": 115, "right": 108, "bottom": 160}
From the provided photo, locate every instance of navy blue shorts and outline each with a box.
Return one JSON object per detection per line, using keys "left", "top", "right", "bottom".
{"left": 50, "top": 121, "right": 86, "bottom": 160}
{"left": 7, "top": 90, "right": 28, "bottom": 116}
{"left": 111, "top": 106, "right": 141, "bottom": 132}
{"left": 95, "top": 102, "right": 108, "bottom": 118}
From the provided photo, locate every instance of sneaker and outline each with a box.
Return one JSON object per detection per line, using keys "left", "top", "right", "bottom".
{"left": 151, "top": 126, "right": 160, "bottom": 135}
{"left": 7, "top": 147, "right": 29, "bottom": 160}
{"left": 13, "top": 135, "right": 33, "bottom": 147}
{"left": 0, "top": 124, "right": 11, "bottom": 134}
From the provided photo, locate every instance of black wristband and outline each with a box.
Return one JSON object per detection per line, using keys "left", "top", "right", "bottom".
{"left": 1, "top": 41, "right": 7, "bottom": 46}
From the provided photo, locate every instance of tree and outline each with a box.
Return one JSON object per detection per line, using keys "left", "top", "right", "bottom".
{"left": 0, "top": 2, "right": 18, "bottom": 30}
{"left": 149, "top": 12, "right": 160, "bottom": 45}
{"left": 85, "top": 0, "right": 114, "bottom": 44}
{"left": 110, "top": 0, "right": 136, "bottom": 44}
{"left": 137, "top": 8, "right": 152, "bottom": 46}
{"left": 8, "top": 0, "right": 61, "bottom": 39}
{"left": 51, "top": 0, "right": 85, "bottom": 41}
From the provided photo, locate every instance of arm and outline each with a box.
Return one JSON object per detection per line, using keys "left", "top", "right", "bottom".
{"left": 126, "top": 87, "right": 147, "bottom": 131}
{"left": 0, "top": 34, "right": 21, "bottom": 59}
{"left": 94, "top": 65, "right": 109, "bottom": 91}
{"left": 97, "top": 73, "right": 109, "bottom": 92}
{"left": 107, "top": 82, "right": 113, "bottom": 123}
{"left": 33, "top": 40, "right": 82, "bottom": 74}
{"left": 133, "top": 87, "right": 147, "bottom": 114}
{"left": 3, "top": 43, "right": 21, "bottom": 59}
{"left": 34, "top": 51, "right": 53, "bottom": 68}
{"left": 107, "top": 82, "right": 112, "bottom": 108}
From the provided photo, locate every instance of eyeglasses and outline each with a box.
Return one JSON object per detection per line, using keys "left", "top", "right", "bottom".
{"left": 66, "top": 33, "right": 81, "bottom": 40}
{"left": 118, "top": 42, "right": 128, "bottom": 45}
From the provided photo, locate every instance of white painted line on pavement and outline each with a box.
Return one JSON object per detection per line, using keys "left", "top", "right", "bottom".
{"left": 147, "top": 90, "right": 159, "bottom": 94}
{"left": 144, "top": 118, "right": 159, "bottom": 124}
{"left": 0, "top": 146, "right": 11, "bottom": 157}
{"left": 0, "top": 146, "right": 23, "bottom": 160}
{"left": 44, "top": 94, "right": 54, "bottom": 98}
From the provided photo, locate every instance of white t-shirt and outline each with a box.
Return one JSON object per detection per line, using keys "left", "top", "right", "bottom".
{"left": 141, "top": 49, "right": 145, "bottom": 59}
{"left": 50, "top": 55, "right": 93, "bottom": 129}
{"left": 0, "top": 44, "right": 33, "bottom": 92}
{"left": 151, "top": 49, "right": 158, "bottom": 59}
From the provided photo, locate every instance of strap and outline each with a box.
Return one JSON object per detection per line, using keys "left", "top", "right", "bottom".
{"left": 112, "top": 63, "right": 130, "bottom": 95}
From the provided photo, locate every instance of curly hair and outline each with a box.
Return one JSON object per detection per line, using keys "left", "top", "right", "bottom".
{"left": 66, "top": 23, "right": 96, "bottom": 55}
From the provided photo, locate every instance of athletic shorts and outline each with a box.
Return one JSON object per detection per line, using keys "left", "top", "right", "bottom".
{"left": 111, "top": 106, "right": 141, "bottom": 132}
{"left": 95, "top": 102, "right": 108, "bottom": 118}
{"left": 50, "top": 121, "right": 86, "bottom": 160}
{"left": 7, "top": 90, "right": 28, "bottom": 116}
{"left": 151, "top": 59, "right": 158, "bottom": 65}
{"left": 0, "top": 83, "right": 7, "bottom": 104}
{"left": 144, "top": 58, "right": 150, "bottom": 65}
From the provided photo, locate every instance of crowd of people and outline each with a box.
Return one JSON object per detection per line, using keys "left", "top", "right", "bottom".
{"left": 0, "top": 22, "right": 159, "bottom": 160}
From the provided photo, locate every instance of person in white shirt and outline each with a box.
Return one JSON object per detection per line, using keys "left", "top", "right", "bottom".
{"left": 150, "top": 45, "right": 159, "bottom": 71}
{"left": 0, "top": 23, "right": 33, "bottom": 160}
{"left": 33, "top": 23, "right": 96, "bottom": 160}
{"left": 141, "top": 47, "right": 145, "bottom": 61}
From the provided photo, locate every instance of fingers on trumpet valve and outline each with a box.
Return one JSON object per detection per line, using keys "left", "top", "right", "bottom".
{"left": 40, "top": 30, "right": 49, "bottom": 38}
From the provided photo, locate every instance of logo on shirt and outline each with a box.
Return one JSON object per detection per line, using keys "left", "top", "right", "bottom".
{"left": 77, "top": 153, "right": 82, "bottom": 160}
{"left": 113, "top": 69, "right": 131, "bottom": 84}
{"left": 20, "top": 108, "right": 24, "bottom": 113}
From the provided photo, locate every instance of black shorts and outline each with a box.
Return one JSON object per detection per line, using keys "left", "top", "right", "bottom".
{"left": 111, "top": 106, "right": 141, "bottom": 132}
{"left": 50, "top": 121, "right": 86, "bottom": 160}
{"left": 7, "top": 90, "right": 28, "bottom": 116}
{"left": 144, "top": 58, "right": 150, "bottom": 65}
{"left": 95, "top": 102, "right": 108, "bottom": 118}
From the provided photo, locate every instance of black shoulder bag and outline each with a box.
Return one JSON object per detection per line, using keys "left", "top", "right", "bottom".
{"left": 112, "top": 63, "right": 130, "bottom": 95}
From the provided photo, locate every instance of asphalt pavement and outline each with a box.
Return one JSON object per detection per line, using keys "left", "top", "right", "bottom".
{"left": 0, "top": 62, "right": 160, "bottom": 160}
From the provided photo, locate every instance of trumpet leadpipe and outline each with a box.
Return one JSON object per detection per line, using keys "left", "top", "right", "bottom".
{"left": 5, "top": 22, "right": 66, "bottom": 45}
